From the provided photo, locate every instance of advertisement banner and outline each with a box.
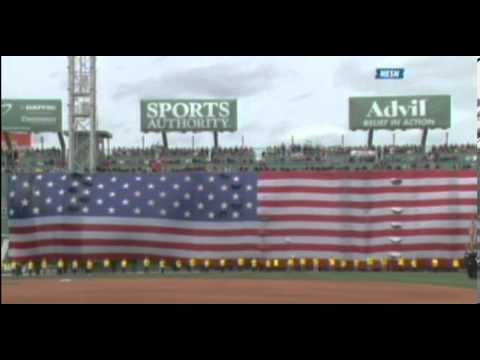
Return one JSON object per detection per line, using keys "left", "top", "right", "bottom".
{"left": 1, "top": 132, "right": 33, "bottom": 150}
{"left": 1, "top": 99, "right": 62, "bottom": 133}
{"left": 141, "top": 100, "right": 237, "bottom": 133}
{"left": 349, "top": 95, "right": 451, "bottom": 130}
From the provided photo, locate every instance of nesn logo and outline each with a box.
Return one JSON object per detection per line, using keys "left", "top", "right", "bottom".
{"left": 376, "top": 68, "right": 405, "bottom": 79}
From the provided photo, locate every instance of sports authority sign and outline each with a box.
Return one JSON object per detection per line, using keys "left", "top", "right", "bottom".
{"left": 349, "top": 95, "right": 451, "bottom": 130}
{"left": 141, "top": 100, "right": 238, "bottom": 133}
{"left": 1, "top": 99, "right": 62, "bottom": 133}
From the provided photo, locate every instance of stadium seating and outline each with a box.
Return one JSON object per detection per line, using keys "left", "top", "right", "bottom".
{"left": 1, "top": 144, "right": 477, "bottom": 173}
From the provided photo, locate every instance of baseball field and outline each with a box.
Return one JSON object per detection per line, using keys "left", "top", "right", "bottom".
{"left": 2, "top": 271, "right": 477, "bottom": 304}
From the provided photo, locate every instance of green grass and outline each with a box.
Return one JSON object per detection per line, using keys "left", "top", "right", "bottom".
{"left": 152, "top": 271, "right": 477, "bottom": 289}
{"left": 4, "top": 270, "right": 476, "bottom": 289}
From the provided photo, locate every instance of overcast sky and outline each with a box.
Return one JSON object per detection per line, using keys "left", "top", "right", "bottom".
{"left": 1, "top": 56, "right": 477, "bottom": 149}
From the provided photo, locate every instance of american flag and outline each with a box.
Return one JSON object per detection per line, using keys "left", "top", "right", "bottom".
{"left": 477, "top": 98, "right": 480, "bottom": 142}
{"left": 7, "top": 170, "right": 478, "bottom": 262}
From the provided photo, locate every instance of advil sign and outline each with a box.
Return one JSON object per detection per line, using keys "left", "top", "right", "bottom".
{"left": 141, "top": 100, "right": 237, "bottom": 133}
{"left": 349, "top": 95, "right": 451, "bottom": 130}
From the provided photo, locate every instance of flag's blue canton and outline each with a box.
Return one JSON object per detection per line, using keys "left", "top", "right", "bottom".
{"left": 8, "top": 173, "right": 258, "bottom": 221}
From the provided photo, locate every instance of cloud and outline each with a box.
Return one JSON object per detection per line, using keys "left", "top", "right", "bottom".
{"left": 49, "top": 72, "right": 61, "bottom": 79}
{"left": 152, "top": 56, "right": 169, "bottom": 63}
{"left": 289, "top": 92, "right": 313, "bottom": 102}
{"left": 334, "top": 56, "right": 476, "bottom": 113}
{"left": 113, "top": 62, "right": 290, "bottom": 100}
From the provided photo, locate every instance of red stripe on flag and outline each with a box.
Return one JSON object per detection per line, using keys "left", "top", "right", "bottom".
{"left": 261, "top": 213, "right": 476, "bottom": 223}
{"left": 9, "top": 241, "right": 466, "bottom": 254}
{"left": 258, "top": 185, "right": 478, "bottom": 194}
{"left": 259, "top": 199, "right": 476, "bottom": 209}
{"left": 259, "top": 170, "right": 476, "bottom": 180}
{"left": 259, "top": 228, "right": 467, "bottom": 238}
{"left": 11, "top": 227, "right": 468, "bottom": 240}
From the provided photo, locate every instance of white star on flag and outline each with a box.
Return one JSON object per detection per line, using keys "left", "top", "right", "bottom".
{"left": 21, "top": 199, "right": 29, "bottom": 207}
{"left": 97, "top": 199, "right": 104, "bottom": 205}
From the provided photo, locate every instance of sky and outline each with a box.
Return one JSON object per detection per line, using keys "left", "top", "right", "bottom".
{"left": 1, "top": 56, "right": 477, "bottom": 149}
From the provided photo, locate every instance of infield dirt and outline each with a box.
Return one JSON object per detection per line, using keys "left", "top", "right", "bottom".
{"left": 2, "top": 277, "right": 476, "bottom": 304}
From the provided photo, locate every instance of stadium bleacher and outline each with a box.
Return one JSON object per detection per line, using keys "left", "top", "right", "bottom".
{"left": 1, "top": 143, "right": 477, "bottom": 174}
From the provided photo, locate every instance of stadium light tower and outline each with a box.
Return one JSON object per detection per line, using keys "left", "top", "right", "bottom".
{"left": 67, "top": 56, "right": 97, "bottom": 173}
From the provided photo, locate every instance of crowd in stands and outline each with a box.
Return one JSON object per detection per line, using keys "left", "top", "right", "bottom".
{"left": 1, "top": 143, "right": 477, "bottom": 174}
{"left": 210, "top": 147, "right": 256, "bottom": 172}
{"left": 1, "top": 148, "right": 64, "bottom": 174}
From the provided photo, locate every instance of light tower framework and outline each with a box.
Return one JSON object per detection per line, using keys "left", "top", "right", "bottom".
{"left": 68, "top": 56, "right": 97, "bottom": 173}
